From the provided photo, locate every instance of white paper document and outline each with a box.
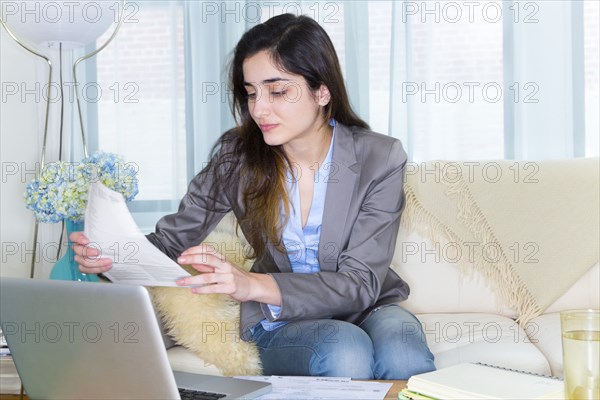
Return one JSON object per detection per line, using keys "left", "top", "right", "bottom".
{"left": 84, "top": 182, "right": 191, "bottom": 286}
{"left": 235, "top": 375, "right": 393, "bottom": 399}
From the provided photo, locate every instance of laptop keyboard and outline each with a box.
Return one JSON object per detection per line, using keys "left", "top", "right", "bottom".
{"left": 178, "top": 388, "right": 227, "bottom": 400}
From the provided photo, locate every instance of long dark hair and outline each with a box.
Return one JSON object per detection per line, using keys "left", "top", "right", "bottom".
{"left": 208, "top": 14, "right": 368, "bottom": 260}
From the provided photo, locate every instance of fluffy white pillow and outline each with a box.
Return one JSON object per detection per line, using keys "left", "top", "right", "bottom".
{"left": 149, "top": 230, "right": 262, "bottom": 376}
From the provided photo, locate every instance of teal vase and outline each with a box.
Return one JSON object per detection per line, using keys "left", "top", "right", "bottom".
{"left": 50, "top": 220, "right": 99, "bottom": 282}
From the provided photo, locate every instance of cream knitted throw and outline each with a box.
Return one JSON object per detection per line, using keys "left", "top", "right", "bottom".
{"left": 402, "top": 158, "right": 600, "bottom": 323}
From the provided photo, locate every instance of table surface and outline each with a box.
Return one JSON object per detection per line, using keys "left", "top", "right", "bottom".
{"left": 1, "top": 380, "right": 408, "bottom": 400}
{"left": 378, "top": 380, "right": 408, "bottom": 399}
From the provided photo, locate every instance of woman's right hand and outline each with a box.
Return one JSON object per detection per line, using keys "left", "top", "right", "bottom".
{"left": 70, "top": 231, "right": 113, "bottom": 274}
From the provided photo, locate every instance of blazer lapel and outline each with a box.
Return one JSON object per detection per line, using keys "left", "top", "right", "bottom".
{"left": 270, "top": 242, "right": 292, "bottom": 272}
{"left": 319, "top": 123, "right": 359, "bottom": 271}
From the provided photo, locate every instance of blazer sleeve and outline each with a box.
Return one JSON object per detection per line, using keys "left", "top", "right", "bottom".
{"left": 265, "top": 139, "right": 407, "bottom": 321}
{"left": 146, "top": 148, "right": 234, "bottom": 261}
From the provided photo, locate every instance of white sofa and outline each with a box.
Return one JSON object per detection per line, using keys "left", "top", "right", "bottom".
{"left": 162, "top": 222, "right": 599, "bottom": 379}
{"left": 163, "top": 159, "right": 599, "bottom": 379}
{"left": 394, "top": 230, "right": 599, "bottom": 378}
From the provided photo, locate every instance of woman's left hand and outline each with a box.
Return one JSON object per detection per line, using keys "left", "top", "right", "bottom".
{"left": 175, "top": 243, "right": 269, "bottom": 303}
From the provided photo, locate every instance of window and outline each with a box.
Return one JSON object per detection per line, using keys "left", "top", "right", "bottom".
{"left": 92, "top": 1, "right": 185, "bottom": 230}
{"left": 584, "top": 0, "right": 599, "bottom": 156}
{"left": 88, "top": 0, "right": 598, "bottom": 232}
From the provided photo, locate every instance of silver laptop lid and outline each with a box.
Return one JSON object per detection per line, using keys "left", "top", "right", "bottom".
{"left": 0, "top": 278, "right": 180, "bottom": 399}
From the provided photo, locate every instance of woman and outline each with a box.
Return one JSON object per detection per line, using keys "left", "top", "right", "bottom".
{"left": 72, "top": 13, "right": 435, "bottom": 379}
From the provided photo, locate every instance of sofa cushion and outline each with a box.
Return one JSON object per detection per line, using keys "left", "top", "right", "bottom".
{"left": 417, "top": 313, "right": 552, "bottom": 376}
{"left": 527, "top": 313, "right": 563, "bottom": 378}
{"left": 393, "top": 230, "right": 516, "bottom": 318}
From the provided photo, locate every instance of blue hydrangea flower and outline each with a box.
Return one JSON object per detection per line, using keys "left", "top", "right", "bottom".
{"left": 24, "top": 151, "right": 139, "bottom": 223}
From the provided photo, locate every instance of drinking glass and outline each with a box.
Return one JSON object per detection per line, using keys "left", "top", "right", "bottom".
{"left": 561, "top": 309, "right": 600, "bottom": 400}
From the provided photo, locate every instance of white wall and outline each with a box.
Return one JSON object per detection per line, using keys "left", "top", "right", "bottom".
{"left": 0, "top": 28, "right": 40, "bottom": 278}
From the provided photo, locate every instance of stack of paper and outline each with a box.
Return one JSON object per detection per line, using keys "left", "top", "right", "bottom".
{"left": 84, "top": 182, "right": 192, "bottom": 286}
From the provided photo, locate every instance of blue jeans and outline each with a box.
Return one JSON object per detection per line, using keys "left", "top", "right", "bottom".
{"left": 249, "top": 304, "right": 435, "bottom": 379}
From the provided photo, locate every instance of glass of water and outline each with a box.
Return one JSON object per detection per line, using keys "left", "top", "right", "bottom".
{"left": 561, "top": 309, "right": 600, "bottom": 400}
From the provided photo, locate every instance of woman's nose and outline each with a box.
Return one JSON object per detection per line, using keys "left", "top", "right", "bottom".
{"left": 250, "top": 89, "right": 270, "bottom": 119}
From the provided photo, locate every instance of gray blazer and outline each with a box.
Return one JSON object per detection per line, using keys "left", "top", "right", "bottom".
{"left": 147, "top": 122, "right": 410, "bottom": 340}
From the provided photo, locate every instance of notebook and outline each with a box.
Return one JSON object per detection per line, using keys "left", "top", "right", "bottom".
{"left": 402, "top": 363, "right": 564, "bottom": 400}
{"left": 0, "top": 277, "right": 271, "bottom": 400}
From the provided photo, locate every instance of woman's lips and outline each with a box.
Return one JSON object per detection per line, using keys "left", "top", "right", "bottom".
{"left": 260, "top": 124, "right": 278, "bottom": 132}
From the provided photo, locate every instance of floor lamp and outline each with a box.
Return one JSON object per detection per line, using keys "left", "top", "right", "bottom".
{"left": 0, "top": 0, "right": 125, "bottom": 279}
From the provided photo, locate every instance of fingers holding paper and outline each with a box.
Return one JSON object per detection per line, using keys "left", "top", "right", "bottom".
{"left": 176, "top": 243, "right": 252, "bottom": 301}
{"left": 70, "top": 231, "right": 113, "bottom": 274}
{"left": 176, "top": 243, "right": 281, "bottom": 305}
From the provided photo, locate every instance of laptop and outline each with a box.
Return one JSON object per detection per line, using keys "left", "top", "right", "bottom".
{"left": 0, "top": 278, "right": 271, "bottom": 400}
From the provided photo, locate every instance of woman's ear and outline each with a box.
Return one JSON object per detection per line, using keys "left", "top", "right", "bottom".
{"left": 317, "top": 85, "right": 331, "bottom": 106}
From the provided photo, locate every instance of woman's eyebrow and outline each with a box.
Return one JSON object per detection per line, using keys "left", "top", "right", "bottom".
{"left": 243, "top": 78, "right": 291, "bottom": 86}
